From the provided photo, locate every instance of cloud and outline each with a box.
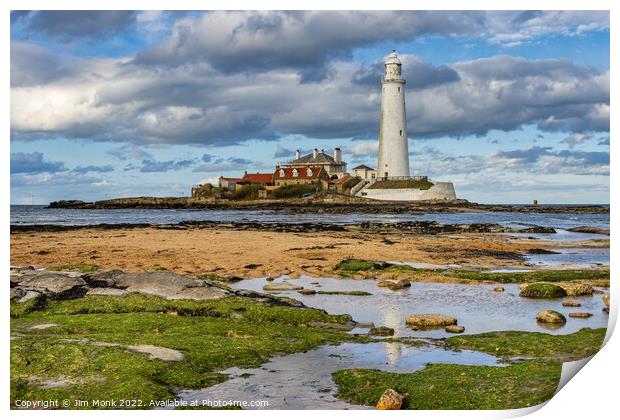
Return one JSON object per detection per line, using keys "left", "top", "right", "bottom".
{"left": 415, "top": 146, "right": 609, "bottom": 177}
{"left": 193, "top": 157, "right": 269, "bottom": 173}
{"left": 10, "top": 152, "right": 66, "bottom": 174}
{"left": 10, "top": 12, "right": 609, "bottom": 147}
{"left": 137, "top": 159, "right": 196, "bottom": 173}
{"left": 13, "top": 11, "right": 138, "bottom": 40}
{"left": 72, "top": 165, "right": 114, "bottom": 174}
{"left": 132, "top": 11, "right": 485, "bottom": 79}
{"left": 107, "top": 145, "right": 154, "bottom": 161}
{"left": 562, "top": 133, "right": 593, "bottom": 148}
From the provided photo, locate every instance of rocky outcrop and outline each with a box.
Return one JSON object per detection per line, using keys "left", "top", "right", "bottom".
{"left": 17, "top": 273, "right": 88, "bottom": 299}
{"left": 10, "top": 267, "right": 233, "bottom": 303}
{"left": 493, "top": 287, "right": 505, "bottom": 292}
{"left": 536, "top": 310, "right": 566, "bottom": 324}
{"left": 376, "top": 389, "right": 406, "bottom": 410}
{"left": 378, "top": 279, "right": 411, "bottom": 290}
{"left": 562, "top": 300, "right": 582, "bottom": 307}
{"left": 405, "top": 313, "right": 457, "bottom": 327}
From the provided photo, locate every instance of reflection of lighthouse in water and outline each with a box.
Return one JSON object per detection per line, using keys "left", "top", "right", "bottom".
{"left": 381, "top": 303, "right": 403, "bottom": 365}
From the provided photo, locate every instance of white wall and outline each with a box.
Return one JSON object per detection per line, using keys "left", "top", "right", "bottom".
{"left": 359, "top": 182, "right": 457, "bottom": 201}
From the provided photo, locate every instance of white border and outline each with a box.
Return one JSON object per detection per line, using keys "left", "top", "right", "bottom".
{"left": 3, "top": 1, "right": 617, "bottom": 419}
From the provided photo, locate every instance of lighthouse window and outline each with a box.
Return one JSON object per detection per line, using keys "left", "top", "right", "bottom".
{"left": 398, "top": 87, "right": 401, "bottom": 92}
{"left": 400, "top": 130, "right": 403, "bottom": 136}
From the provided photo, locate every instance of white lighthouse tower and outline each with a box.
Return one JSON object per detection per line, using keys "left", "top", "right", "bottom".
{"left": 377, "top": 51, "right": 410, "bottom": 178}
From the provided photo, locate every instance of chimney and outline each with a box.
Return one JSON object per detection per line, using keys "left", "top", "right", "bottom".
{"left": 333, "top": 147, "right": 342, "bottom": 163}
{"left": 313, "top": 148, "right": 318, "bottom": 159}
{"left": 295, "top": 149, "right": 301, "bottom": 160}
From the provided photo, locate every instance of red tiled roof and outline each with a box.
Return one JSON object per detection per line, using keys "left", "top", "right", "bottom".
{"left": 238, "top": 173, "right": 274, "bottom": 184}
{"left": 274, "top": 166, "right": 325, "bottom": 180}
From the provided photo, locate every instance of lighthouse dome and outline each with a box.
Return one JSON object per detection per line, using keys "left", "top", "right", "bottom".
{"left": 385, "top": 51, "right": 401, "bottom": 65}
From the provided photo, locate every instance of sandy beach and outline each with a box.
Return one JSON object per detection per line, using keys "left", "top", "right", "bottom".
{"left": 10, "top": 223, "right": 607, "bottom": 280}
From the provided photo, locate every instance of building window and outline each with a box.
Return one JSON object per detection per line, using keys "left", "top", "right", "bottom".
{"left": 306, "top": 168, "right": 313, "bottom": 177}
{"left": 292, "top": 169, "right": 299, "bottom": 177}
{"left": 279, "top": 169, "right": 285, "bottom": 177}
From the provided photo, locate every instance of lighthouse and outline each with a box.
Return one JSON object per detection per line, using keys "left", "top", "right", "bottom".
{"left": 377, "top": 51, "right": 410, "bottom": 178}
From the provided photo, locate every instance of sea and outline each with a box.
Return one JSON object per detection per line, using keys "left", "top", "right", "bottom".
{"left": 9, "top": 204, "right": 610, "bottom": 231}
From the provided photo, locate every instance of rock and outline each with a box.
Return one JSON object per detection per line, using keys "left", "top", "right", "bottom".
{"left": 369, "top": 326, "right": 395, "bottom": 336}
{"left": 562, "top": 300, "right": 582, "bottom": 307}
{"left": 126, "top": 344, "right": 186, "bottom": 361}
{"left": 86, "top": 288, "right": 130, "bottom": 297}
{"left": 516, "top": 226, "right": 556, "bottom": 234}
{"left": 18, "top": 273, "right": 88, "bottom": 299}
{"left": 536, "top": 310, "right": 566, "bottom": 324}
{"left": 527, "top": 248, "right": 560, "bottom": 254}
{"left": 377, "top": 281, "right": 392, "bottom": 287}
{"left": 376, "top": 389, "right": 406, "bottom": 410}
{"left": 519, "top": 283, "right": 567, "bottom": 298}
{"left": 602, "top": 294, "right": 610, "bottom": 307}
{"left": 568, "top": 226, "right": 610, "bottom": 235}
{"left": 82, "top": 269, "right": 125, "bottom": 287}
{"left": 557, "top": 283, "right": 593, "bottom": 296}
{"left": 493, "top": 287, "right": 505, "bottom": 292}
{"left": 18, "top": 290, "right": 42, "bottom": 303}
{"left": 108, "top": 272, "right": 228, "bottom": 300}
{"left": 263, "top": 281, "right": 303, "bottom": 291}
{"left": 387, "top": 279, "right": 411, "bottom": 290}
{"left": 28, "top": 323, "right": 59, "bottom": 330}
{"left": 298, "top": 289, "right": 317, "bottom": 295}
{"left": 445, "top": 325, "right": 465, "bottom": 333}
{"left": 568, "top": 312, "right": 593, "bottom": 318}
{"left": 405, "top": 313, "right": 457, "bottom": 327}
{"left": 10, "top": 288, "right": 26, "bottom": 301}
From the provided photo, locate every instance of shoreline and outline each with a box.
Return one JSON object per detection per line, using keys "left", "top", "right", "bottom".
{"left": 44, "top": 197, "right": 610, "bottom": 214}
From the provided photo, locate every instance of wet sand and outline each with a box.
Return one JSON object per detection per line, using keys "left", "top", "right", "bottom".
{"left": 9, "top": 226, "right": 560, "bottom": 279}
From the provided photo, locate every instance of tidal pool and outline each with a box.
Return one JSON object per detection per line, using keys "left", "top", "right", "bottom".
{"left": 177, "top": 342, "right": 503, "bottom": 410}
{"left": 524, "top": 247, "right": 610, "bottom": 267}
{"left": 231, "top": 277, "right": 609, "bottom": 338}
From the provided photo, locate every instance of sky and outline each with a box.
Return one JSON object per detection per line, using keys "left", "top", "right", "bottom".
{"left": 10, "top": 10, "right": 610, "bottom": 204}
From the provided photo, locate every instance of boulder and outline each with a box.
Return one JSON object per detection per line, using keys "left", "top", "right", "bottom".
{"left": 520, "top": 283, "right": 567, "bottom": 298}
{"left": 562, "top": 300, "right": 581, "bottom": 307}
{"left": 298, "top": 289, "right": 317, "bottom": 295}
{"left": 445, "top": 325, "right": 465, "bottom": 334}
{"left": 107, "top": 272, "right": 228, "bottom": 300}
{"left": 493, "top": 287, "right": 505, "bottom": 292}
{"left": 536, "top": 310, "right": 566, "bottom": 324}
{"left": 405, "top": 313, "right": 457, "bottom": 327}
{"left": 387, "top": 280, "right": 411, "bottom": 290}
{"left": 10, "top": 288, "right": 26, "bottom": 301}
{"left": 18, "top": 290, "right": 42, "bottom": 303}
{"left": 568, "top": 312, "right": 593, "bottom": 318}
{"left": 602, "top": 294, "right": 610, "bottom": 307}
{"left": 263, "top": 281, "right": 303, "bottom": 291}
{"left": 557, "top": 283, "right": 593, "bottom": 296}
{"left": 376, "top": 389, "right": 406, "bottom": 410}
{"left": 18, "top": 273, "right": 87, "bottom": 299}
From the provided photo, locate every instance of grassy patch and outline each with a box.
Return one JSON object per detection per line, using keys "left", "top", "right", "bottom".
{"left": 47, "top": 264, "right": 98, "bottom": 273}
{"left": 332, "top": 359, "right": 560, "bottom": 409}
{"left": 11, "top": 294, "right": 357, "bottom": 408}
{"left": 367, "top": 180, "right": 434, "bottom": 190}
{"left": 270, "top": 183, "right": 320, "bottom": 199}
{"left": 446, "top": 328, "right": 605, "bottom": 360}
{"left": 450, "top": 269, "right": 610, "bottom": 284}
